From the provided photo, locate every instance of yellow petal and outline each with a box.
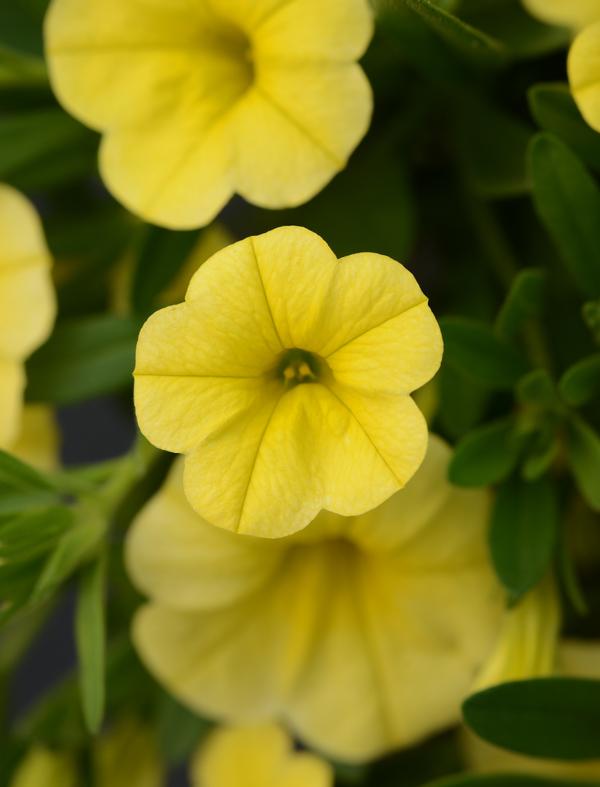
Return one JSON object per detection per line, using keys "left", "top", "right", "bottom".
{"left": 522, "top": 0, "right": 600, "bottom": 30}
{"left": 95, "top": 718, "right": 164, "bottom": 787}
{"left": 10, "top": 405, "right": 60, "bottom": 472}
{"left": 0, "top": 186, "right": 55, "bottom": 360}
{"left": 45, "top": 0, "right": 226, "bottom": 129}
{"left": 569, "top": 19, "right": 600, "bottom": 134}
{"left": 279, "top": 754, "right": 333, "bottom": 787}
{"left": 183, "top": 384, "right": 421, "bottom": 538}
{"left": 234, "top": 64, "right": 372, "bottom": 208}
{"left": 235, "top": 227, "right": 338, "bottom": 351}
{"left": 348, "top": 435, "right": 454, "bottom": 552}
{"left": 126, "top": 460, "right": 282, "bottom": 610}
{"left": 253, "top": 0, "right": 373, "bottom": 61}
{"left": 10, "top": 748, "right": 77, "bottom": 787}
{"left": 318, "top": 252, "right": 435, "bottom": 358}
{"left": 190, "top": 724, "right": 290, "bottom": 787}
{"left": 0, "top": 358, "right": 25, "bottom": 449}
{"left": 474, "top": 576, "right": 560, "bottom": 690}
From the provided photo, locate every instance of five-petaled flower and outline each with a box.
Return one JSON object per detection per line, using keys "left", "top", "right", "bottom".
{"left": 45, "top": 0, "right": 374, "bottom": 229}
{"left": 133, "top": 226, "right": 443, "bottom": 538}
{"left": 190, "top": 724, "right": 332, "bottom": 787}
{"left": 0, "top": 186, "right": 55, "bottom": 450}
{"left": 522, "top": 0, "right": 600, "bottom": 133}
{"left": 126, "top": 436, "right": 501, "bottom": 762}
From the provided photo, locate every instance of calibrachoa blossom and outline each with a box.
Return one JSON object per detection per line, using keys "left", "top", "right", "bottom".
{"left": 126, "top": 436, "right": 501, "bottom": 762}
{"left": 133, "top": 226, "right": 443, "bottom": 538}
{"left": 190, "top": 724, "right": 332, "bottom": 787}
{"left": 522, "top": 0, "right": 600, "bottom": 133}
{"left": 11, "top": 406, "right": 59, "bottom": 472}
{"left": 0, "top": 186, "right": 55, "bottom": 450}
{"left": 44, "top": 0, "right": 374, "bottom": 229}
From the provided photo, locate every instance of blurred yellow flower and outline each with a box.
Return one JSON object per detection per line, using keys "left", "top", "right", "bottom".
{"left": 94, "top": 717, "right": 165, "bottom": 787}
{"left": 45, "top": 0, "right": 373, "bottom": 229}
{"left": 0, "top": 186, "right": 55, "bottom": 450}
{"left": 474, "top": 575, "right": 560, "bottom": 690}
{"left": 134, "top": 226, "right": 442, "bottom": 538}
{"left": 9, "top": 747, "right": 77, "bottom": 787}
{"left": 522, "top": 0, "right": 599, "bottom": 30}
{"left": 463, "top": 640, "right": 600, "bottom": 782}
{"left": 10, "top": 718, "right": 164, "bottom": 787}
{"left": 522, "top": 0, "right": 600, "bottom": 133}
{"left": 127, "top": 435, "right": 501, "bottom": 763}
{"left": 190, "top": 724, "right": 332, "bottom": 787}
{"left": 10, "top": 405, "right": 60, "bottom": 472}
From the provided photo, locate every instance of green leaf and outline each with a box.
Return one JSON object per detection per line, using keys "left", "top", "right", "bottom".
{"left": 495, "top": 269, "right": 547, "bottom": 342}
{"left": 157, "top": 694, "right": 211, "bottom": 765}
{"left": 0, "top": 448, "right": 55, "bottom": 493}
{"left": 529, "top": 133, "right": 600, "bottom": 298}
{"left": 132, "top": 226, "right": 200, "bottom": 316}
{"left": 529, "top": 83, "right": 600, "bottom": 174}
{"left": 440, "top": 317, "right": 529, "bottom": 389}
{"left": 402, "top": 0, "right": 507, "bottom": 65}
{"left": 75, "top": 554, "right": 106, "bottom": 734}
{"left": 583, "top": 300, "right": 600, "bottom": 345}
{"left": 33, "top": 509, "right": 106, "bottom": 600}
{"left": 449, "top": 417, "right": 521, "bottom": 487}
{"left": 461, "top": 1, "right": 570, "bottom": 60}
{"left": 0, "top": 108, "right": 97, "bottom": 191}
{"left": 516, "top": 369, "right": 559, "bottom": 409}
{"left": 490, "top": 476, "right": 559, "bottom": 599}
{"left": 26, "top": 315, "right": 139, "bottom": 405}
{"left": 0, "top": 46, "right": 46, "bottom": 88}
{"left": 427, "top": 774, "right": 591, "bottom": 787}
{"left": 463, "top": 678, "right": 600, "bottom": 760}
{"left": 559, "top": 354, "right": 600, "bottom": 407}
{"left": 566, "top": 416, "right": 600, "bottom": 511}
{"left": 455, "top": 94, "right": 532, "bottom": 197}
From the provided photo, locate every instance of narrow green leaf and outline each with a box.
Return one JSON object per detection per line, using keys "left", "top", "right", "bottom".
{"left": 566, "top": 416, "right": 600, "bottom": 511}
{"left": 75, "top": 554, "right": 106, "bottom": 734}
{"left": 495, "top": 269, "right": 547, "bottom": 342}
{"left": 33, "top": 509, "right": 106, "bottom": 600}
{"left": 529, "top": 133, "right": 600, "bottom": 298}
{"left": 402, "top": 0, "right": 507, "bottom": 65}
{"left": 449, "top": 417, "right": 521, "bottom": 487}
{"left": 583, "top": 300, "right": 600, "bottom": 345}
{"left": 26, "top": 315, "right": 139, "bottom": 405}
{"left": 529, "top": 83, "right": 600, "bottom": 173}
{"left": 0, "top": 449, "right": 55, "bottom": 493}
{"left": 455, "top": 94, "right": 532, "bottom": 197}
{"left": 0, "top": 108, "right": 96, "bottom": 191}
{"left": 463, "top": 678, "right": 600, "bottom": 760}
{"left": 440, "top": 317, "right": 529, "bottom": 389}
{"left": 490, "top": 476, "right": 559, "bottom": 599}
{"left": 559, "top": 354, "right": 600, "bottom": 407}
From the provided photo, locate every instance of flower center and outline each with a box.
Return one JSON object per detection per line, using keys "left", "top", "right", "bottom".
{"left": 276, "top": 349, "right": 329, "bottom": 389}
{"left": 207, "top": 20, "right": 255, "bottom": 97}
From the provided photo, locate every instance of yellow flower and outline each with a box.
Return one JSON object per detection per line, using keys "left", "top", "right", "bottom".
{"left": 474, "top": 575, "right": 560, "bottom": 690}
{"left": 522, "top": 0, "right": 600, "bottom": 30}
{"left": 133, "top": 226, "right": 442, "bottom": 538}
{"left": 10, "top": 718, "right": 164, "bottom": 787}
{"left": 521, "top": 0, "right": 600, "bottom": 133}
{"left": 9, "top": 747, "right": 77, "bottom": 787}
{"left": 190, "top": 724, "right": 332, "bottom": 787}
{"left": 0, "top": 186, "right": 55, "bottom": 450}
{"left": 44, "top": 0, "right": 374, "bottom": 229}
{"left": 463, "top": 640, "right": 600, "bottom": 782}
{"left": 126, "top": 435, "right": 501, "bottom": 763}
{"left": 94, "top": 717, "right": 165, "bottom": 787}
{"left": 10, "top": 405, "right": 60, "bottom": 472}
